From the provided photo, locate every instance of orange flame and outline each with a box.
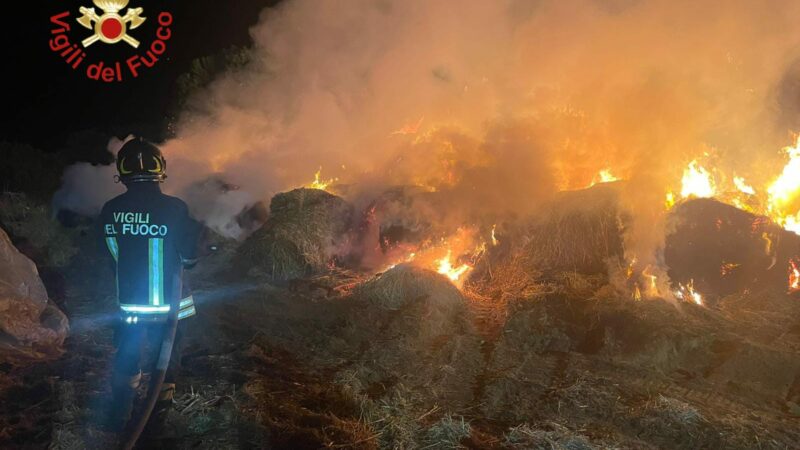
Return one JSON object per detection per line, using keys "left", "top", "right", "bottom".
{"left": 589, "top": 168, "right": 619, "bottom": 187}
{"left": 307, "top": 167, "right": 337, "bottom": 191}
{"left": 767, "top": 137, "right": 800, "bottom": 235}
{"left": 436, "top": 249, "right": 472, "bottom": 282}
{"left": 680, "top": 159, "right": 715, "bottom": 199}
{"left": 789, "top": 259, "right": 800, "bottom": 294}
{"left": 674, "top": 279, "right": 703, "bottom": 306}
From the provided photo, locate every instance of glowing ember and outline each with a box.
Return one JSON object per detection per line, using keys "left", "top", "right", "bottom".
{"left": 665, "top": 191, "right": 676, "bottom": 210}
{"left": 590, "top": 168, "right": 619, "bottom": 187}
{"left": 790, "top": 259, "right": 800, "bottom": 294}
{"left": 674, "top": 279, "right": 703, "bottom": 306}
{"left": 680, "top": 160, "right": 715, "bottom": 199}
{"left": 720, "top": 262, "right": 740, "bottom": 277}
{"left": 307, "top": 167, "right": 337, "bottom": 191}
{"left": 436, "top": 249, "right": 471, "bottom": 282}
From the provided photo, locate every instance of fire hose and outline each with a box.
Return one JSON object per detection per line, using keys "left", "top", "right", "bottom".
{"left": 119, "top": 301, "right": 179, "bottom": 450}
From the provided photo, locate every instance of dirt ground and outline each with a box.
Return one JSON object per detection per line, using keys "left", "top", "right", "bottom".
{"left": 2, "top": 228, "right": 800, "bottom": 449}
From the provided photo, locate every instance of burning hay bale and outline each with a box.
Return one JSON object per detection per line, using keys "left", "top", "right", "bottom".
{"left": 665, "top": 198, "right": 800, "bottom": 298}
{"left": 237, "top": 188, "right": 353, "bottom": 280}
{"left": 0, "top": 226, "right": 68, "bottom": 362}
{"left": 522, "top": 183, "right": 625, "bottom": 275}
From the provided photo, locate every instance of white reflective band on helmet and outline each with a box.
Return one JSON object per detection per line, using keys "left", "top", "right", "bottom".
{"left": 120, "top": 304, "right": 171, "bottom": 314}
{"left": 178, "top": 305, "right": 196, "bottom": 320}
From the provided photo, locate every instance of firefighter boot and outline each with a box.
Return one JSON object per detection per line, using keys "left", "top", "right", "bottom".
{"left": 141, "top": 383, "right": 176, "bottom": 439}
{"left": 106, "top": 371, "right": 142, "bottom": 432}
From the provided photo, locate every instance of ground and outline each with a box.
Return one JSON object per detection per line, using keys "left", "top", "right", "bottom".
{"left": 2, "top": 228, "right": 800, "bottom": 449}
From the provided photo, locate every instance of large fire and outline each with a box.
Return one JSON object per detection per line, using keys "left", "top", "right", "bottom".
{"left": 680, "top": 160, "right": 715, "bottom": 199}
{"left": 767, "top": 137, "right": 800, "bottom": 235}
{"left": 664, "top": 137, "right": 800, "bottom": 238}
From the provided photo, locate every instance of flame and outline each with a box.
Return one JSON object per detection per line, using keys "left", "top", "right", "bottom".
{"left": 674, "top": 279, "right": 703, "bottom": 306}
{"left": 436, "top": 249, "right": 472, "bottom": 282}
{"left": 626, "top": 257, "right": 661, "bottom": 300}
{"left": 491, "top": 224, "right": 498, "bottom": 246}
{"left": 720, "top": 262, "right": 740, "bottom": 277}
{"left": 307, "top": 167, "right": 337, "bottom": 191}
{"left": 767, "top": 137, "right": 800, "bottom": 235}
{"left": 642, "top": 265, "right": 659, "bottom": 297}
{"left": 379, "top": 227, "right": 485, "bottom": 288}
{"left": 789, "top": 259, "right": 800, "bottom": 293}
{"left": 589, "top": 168, "right": 619, "bottom": 187}
{"left": 733, "top": 176, "right": 755, "bottom": 195}
{"left": 392, "top": 116, "right": 425, "bottom": 135}
{"left": 665, "top": 191, "right": 676, "bottom": 210}
{"left": 680, "top": 160, "right": 715, "bottom": 199}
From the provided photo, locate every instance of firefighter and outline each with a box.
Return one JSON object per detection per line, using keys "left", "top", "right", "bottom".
{"left": 100, "top": 137, "right": 201, "bottom": 433}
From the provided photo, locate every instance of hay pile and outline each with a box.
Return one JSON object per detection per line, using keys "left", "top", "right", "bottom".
{"left": 521, "top": 183, "right": 625, "bottom": 275}
{"left": 665, "top": 198, "right": 800, "bottom": 298}
{"left": 337, "top": 264, "right": 482, "bottom": 414}
{"left": 356, "top": 263, "right": 463, "bottom": 314}
{"left": 476, "top": 270, "right": 800, "bottom": 448}
{"left": 238, "top": 188, "right": 353, "bottom": 280}
{"left": 366, "top": 186, "right": 446, "bottom": 252}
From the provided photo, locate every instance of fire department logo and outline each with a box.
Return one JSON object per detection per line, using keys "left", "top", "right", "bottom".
{"left": 49, "top": 2, "right": 172, "bottom": 82}
{"left": 76, "top": 0, "right": 146, "bottom": 48}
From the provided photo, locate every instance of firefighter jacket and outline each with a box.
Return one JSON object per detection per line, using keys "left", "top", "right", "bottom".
{"left": 100, "top": 182, "right": 201, "bottom": 321}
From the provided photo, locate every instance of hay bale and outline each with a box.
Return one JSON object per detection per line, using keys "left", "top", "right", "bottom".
{"left": 345, "top": 264, "right": 482, "bottom": 408}
{"left": 367, "top": 186, "right": 444, "bottom": 252}
{"left": 356, "top": 263, "right": 464, "bottom": 313}
{"left": 237, "top": 188, "right": 353, "bottom": 280}
{"left": 665, "top": 198, "right": 800, "bottom": 297}
{"left": 522, "top": 183, "right": 625, "bottom": 275}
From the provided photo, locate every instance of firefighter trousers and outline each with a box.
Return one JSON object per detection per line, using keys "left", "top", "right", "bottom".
{"left": 108, "top": 320, "right": 183, "bottom": 429}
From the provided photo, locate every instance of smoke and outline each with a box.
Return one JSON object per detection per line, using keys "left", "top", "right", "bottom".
{"left": 57, "top": 0, "right": 800, "bottom": 261}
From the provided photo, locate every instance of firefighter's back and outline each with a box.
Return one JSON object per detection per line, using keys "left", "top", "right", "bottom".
{"left": 101, "top": 183, "right": 191, "bottom": 313}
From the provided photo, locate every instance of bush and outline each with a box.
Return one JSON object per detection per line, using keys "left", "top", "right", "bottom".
{"left": 0, "top": 192, "right": 77, "bottom": 268}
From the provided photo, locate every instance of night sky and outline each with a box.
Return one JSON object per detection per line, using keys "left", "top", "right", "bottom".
{"left": 2, "top": 0, "right": 279, "bottom": 152}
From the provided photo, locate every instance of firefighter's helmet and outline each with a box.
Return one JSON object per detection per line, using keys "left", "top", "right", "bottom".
{"left": 116, "top": 137, "right": 167, "bottom": 183}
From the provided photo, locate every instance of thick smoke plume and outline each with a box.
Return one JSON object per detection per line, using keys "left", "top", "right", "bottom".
{"left": 58, "top": 0, "right": 800, "bottom": 267}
